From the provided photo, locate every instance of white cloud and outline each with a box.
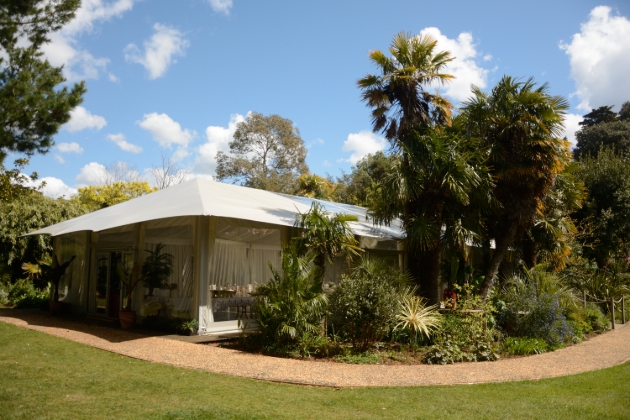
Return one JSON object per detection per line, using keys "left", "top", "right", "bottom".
{"left": 208, "top": 0, "right": 233, "bottom": 15}
{"left": 41, "top": 0, "right": 135, "bottom": 81}
{"left": 64, "top": 106, "right": 107, "bottom": 132}
{"left": 76, "top": 162, "right": 107, "bottom": 186}
{"left": 138, "top": 112, "right": 195, "bottom": 148}
{"left": 322, "top": 160, "right": 331, "bottom": 167}
{"left": 419, "top": 27, "right": 489, "bottom": 104}
{"left": 563, "top": 113, "right": 584, "bottom": 148}
{"left": 54, "top": 155, "right": 65, "bottom": 164}
{"left": 342, "top": 131, "right": 387, "bottom": 164}
{"left": 40, "top": 177, "right": 78, "bottom": 199}
{"left": 125, "top": 23, "right": 189, "bottom": 79}
{"left": 483, "top": 54, "right": 492, "bottom": 61}
{"left": 194, "top": 113, "right": 247, "bottom": 174}
{"left": 57, "top": 142, "right": 84, "bottom": 154}
{"left": 107, "top": 133, "right": 143, "bottom": 153}
{"left": 24, "top": 177, "right": 78, "bottom": 199}
{"left": 560, "top": 6, "right": 630, "bottom": 110}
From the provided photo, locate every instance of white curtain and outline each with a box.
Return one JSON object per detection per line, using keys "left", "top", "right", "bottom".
{"left": 56, "top": 232, "right": 88, "bottom": 308}
{"left": 141, "top": 242, "right": 194, "bottom": 318}
{"left": 248, "top": 245, "right": 282, "bottom": 285}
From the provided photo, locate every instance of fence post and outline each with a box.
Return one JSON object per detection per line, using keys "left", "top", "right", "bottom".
{"left": 622, "top": 296, "right": 626, "bottom": 325}
{"left": 583, "top": 290, "right": 587, "bottom": 309}
{"left": 611, "top": 297, "right": 616, "bottom": 330}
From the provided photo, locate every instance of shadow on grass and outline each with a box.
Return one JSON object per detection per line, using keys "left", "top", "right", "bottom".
{"left": 0, "top": 307, "right": 170, "bottom": 344}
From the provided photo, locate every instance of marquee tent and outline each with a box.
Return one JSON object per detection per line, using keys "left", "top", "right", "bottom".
{"left": 27, "top": 178, "right": 405, "bottom": 334}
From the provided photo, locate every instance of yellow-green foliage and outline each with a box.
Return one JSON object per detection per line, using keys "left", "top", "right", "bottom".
{"left": 72, "top": 181, "right": 157, "bottom": 211}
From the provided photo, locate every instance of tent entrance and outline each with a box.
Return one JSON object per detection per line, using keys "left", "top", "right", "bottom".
{"left": 93, "top": 251, "right": 133, "bottom": 319}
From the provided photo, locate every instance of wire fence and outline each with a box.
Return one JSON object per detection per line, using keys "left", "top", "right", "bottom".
{"left": 581, "top": 291, "right": 626, "bottom": 330}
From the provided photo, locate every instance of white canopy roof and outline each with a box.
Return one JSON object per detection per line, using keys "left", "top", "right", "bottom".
{"left": 27, "top": 178, "right": 404, "bottom": 239}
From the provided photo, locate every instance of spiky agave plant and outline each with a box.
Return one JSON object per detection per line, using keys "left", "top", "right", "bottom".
{"left": 394, "top": 296, "right": 442, "bottom": 345}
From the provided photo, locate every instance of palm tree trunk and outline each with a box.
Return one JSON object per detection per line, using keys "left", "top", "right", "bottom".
{"left": 522, "top": 234, "right": 537, "bottom": 269}
{"left": 480, "top": 223, "right": 519, "bottom": 300}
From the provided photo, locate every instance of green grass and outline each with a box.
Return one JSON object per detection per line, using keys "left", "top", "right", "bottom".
{"left": 1, "top": 321, "right": 629, "bottom": 419}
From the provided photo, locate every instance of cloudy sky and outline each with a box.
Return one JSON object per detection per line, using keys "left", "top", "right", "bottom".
{"left": 14, "top": 0, "right": 630, "bottom": 198}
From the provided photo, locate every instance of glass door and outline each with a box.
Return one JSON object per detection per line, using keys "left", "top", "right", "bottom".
{"left": 93, "top": 251, "right": 134, "bottom": 318}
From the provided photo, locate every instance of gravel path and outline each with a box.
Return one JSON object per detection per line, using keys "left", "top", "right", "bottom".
{"left": 2, "top": 310, "right": 629, "bottom": 388}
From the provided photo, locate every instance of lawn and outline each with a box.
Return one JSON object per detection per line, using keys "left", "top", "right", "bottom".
{"left": 0, "top": 321, "right": 629, "bottom": 419}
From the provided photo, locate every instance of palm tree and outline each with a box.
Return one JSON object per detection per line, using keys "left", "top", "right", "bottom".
{"left": 357, "top": 32, "right": 455, "bottom": 142}
{"left": 369, "top": 128, "right": 492, "bottom": 304}
{"left": 460, "top": 76, "right": 570, "bottom": 299}
{"left": 293, "top": 203, "right": 362, "bottom": 285}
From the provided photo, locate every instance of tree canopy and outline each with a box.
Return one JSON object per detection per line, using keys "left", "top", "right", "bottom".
{"left": 72, "top": 182, "right": 157, "bottom": 211}
{"left": 333, "top": 152, "right": 396, "bottom": 206}
{"left": 357, "top": 32, "right": 454, "bottom": 142}
{"left": 460, "top": 76, "right": 570, "bottom": 298}
{"left": 0, "top": 191, "right": 86, "bottom": 279}
{"left": 573, "top": 101, "right": 630, "bottom": 160}
{"left": 0, "top": 0, "right": 85, "bottom": 163}
{"left": 574, "top": 148, "right": 630, "bottom": 267}
{"left": 215, "top": 112, "right": 308, "bottom": 194}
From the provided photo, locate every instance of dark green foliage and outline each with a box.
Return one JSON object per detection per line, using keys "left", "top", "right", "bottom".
{"left": 503, "top": 337, "right": 548, "bottom": 355}
{"left": 574, "top": 148, "right": 630, "bottom": 265}
{"left": 333, "top": 152, "right": 397, "bottom": 206}
{"left": 574, "top": 121, "right": 630, "bottom": 160}
{"left": 4, "top": 278, "right": 48, "bottom": 308}
{"left": 460, "top": 76, "right": 570, "bottom": 299}
{"left": 328, "top": 258, "right": 409, "bottom": 349}
{"left": 251, "top": 247, "right": 327, "bottom": 353}
{"left": 578, "top": 105, "right": 618, "bottom": 128}
{"left": 424, "top": 311, "right": 500, "bottom": 364}
{"left": 141, "top": 243, "right": 174, "bottom": 296}
{"left": 423, "top": 338, "right": 470, "bottom": 365}
{"left": 0, "top": 191, "right": 87, "bottom": 280}
{"left": 0, "top": 0, "right": 85, "bottom": 162}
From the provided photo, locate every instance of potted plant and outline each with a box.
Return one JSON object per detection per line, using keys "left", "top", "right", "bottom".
{"left": 37, "top": 254, "right": 76, "bottom": 314}
{"left": 117, "top": 255, "right": 142, "bottom": 329}
{"left": 178, "top": 319, "right": 198, "bottom": 336}
{"left": 141, "top": 243, "right": 174, "bottom": 297}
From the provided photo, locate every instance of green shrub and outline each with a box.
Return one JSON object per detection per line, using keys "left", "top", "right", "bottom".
{"left": 424, "top": 286, "right": 500, "bottom": 364}
{"left": 583, "top": 305, "right": 610, "bottom": 332}
{"left": 6, "top": 279, "right": 49, "bottom": 308}
{"left": 422, "top": 338, "right": 469, "bottom": 365}
{"left": 499, "top": 283, "right": 574, "bottom": 347}
{"left": 503, "top": 337, "right": 548, "bottom": 355}
{"left": 252, "top": 247, "right": 327, "bottom": 354}
{"left": 334, "top": 351, "right": 382, "bottom": 364}
{"left": 329, "top": 257, "right": 410, "bottom": 349}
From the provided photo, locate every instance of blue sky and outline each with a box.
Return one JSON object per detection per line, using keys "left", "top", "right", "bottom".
{"left": 16, "top": 0, "right": 630, "bottom": 198}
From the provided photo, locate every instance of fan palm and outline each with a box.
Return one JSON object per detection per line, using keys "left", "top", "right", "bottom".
{"left": 357, "top": 32, "right": 454, "bottom": 143}
{"left": 293, "top": 202, "right": 362, "bottom": 285}
{"left": 369, "top": 128, "right": 492, "bottom": 303}
{"left": 460, "top": 76, "right": 570, "bottom": 299}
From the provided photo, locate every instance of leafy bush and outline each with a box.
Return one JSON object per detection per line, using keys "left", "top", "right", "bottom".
{"left": 334, "top": 351, "right": 382, "bottom": 364}
{"left": 423, "top": 285, "right": 500, "bottom": 364}
{"left": 583, "top": 305, "right": 610, "bottom": 332}
{"left": 423, "top": 338, "right": 469, "bottom": 365}
{"left": 329, "top": 257, "right": 410, "bottom": 349}
{"left": 498, "top": 277, "right": 575, "bottom": 347}
{"left": 252, "top": 247, "right": 327, "bottom": 353}
{"left": 503, "top": 337, "right": 548, "bottom": 355}
{"left": 6, "top": 279, "right": 49, "bottom": 308}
